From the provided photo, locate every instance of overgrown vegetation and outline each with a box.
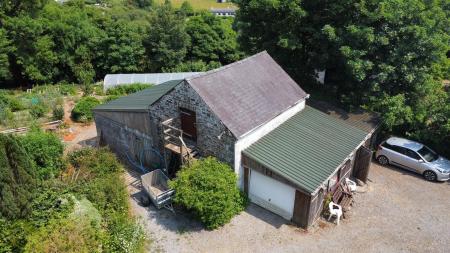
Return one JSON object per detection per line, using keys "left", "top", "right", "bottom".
{"left": 169, "top": 157, "right": 247, "bottom": 229}
{"left": 19, "top": 128, "right": 64, "bottom": 179}
{"left": 0, "top": 84, "right": 72, "bottom": 129}
{"left": 66, "top": 148, "right": 146, "bottom": 253}
{"left": 0, "top": 133, "right": 145, "bottom": 252}
{"left": 71, "top": 96, "right": 100, "bottom": 123}
{"left": 106, "top": 83, "right": 152, "bottom": 96}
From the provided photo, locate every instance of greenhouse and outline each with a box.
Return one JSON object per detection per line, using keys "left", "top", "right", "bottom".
{"left": 103, "top": 72, "right": 202, "bottom": 91}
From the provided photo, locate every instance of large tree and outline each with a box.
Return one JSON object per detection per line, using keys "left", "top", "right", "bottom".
{"left": 94, "top": 19, "right": 146, "bottom": 78}
{"left": 0, "top": 29, "right": 11, "bottom": 80}
{"left": 185, "top": 12, "right": 241, "bottom": 65}
{"left": 143, "top": 1, "right": 190, "bottom": 72}
{"left": 4, "top": 1, "right": 104, "bottom": 85}
{"left": 0, "top": 0, "right": 49, "bottom": 17}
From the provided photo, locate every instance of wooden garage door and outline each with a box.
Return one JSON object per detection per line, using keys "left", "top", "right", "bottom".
{"left": 249, "top": 170, "right": 296, "bottom": 220}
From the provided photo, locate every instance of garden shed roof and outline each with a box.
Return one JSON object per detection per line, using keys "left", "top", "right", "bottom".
{"left": 94, "top": 79, "right": 182, "bottom": 112}
{"left": 243, "top": 106, "right": 369, "bottom": 194}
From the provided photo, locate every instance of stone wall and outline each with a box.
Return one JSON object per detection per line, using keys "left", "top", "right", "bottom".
{"left": 149, "top": 80, "right": 236, "bottom": 165}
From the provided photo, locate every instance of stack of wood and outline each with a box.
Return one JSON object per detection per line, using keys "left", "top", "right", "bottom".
{"left": 0, "top": 120, "right": 62, "bottom": 135}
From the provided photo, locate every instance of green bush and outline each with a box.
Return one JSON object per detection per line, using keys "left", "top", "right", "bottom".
{"left": 19, "top": 128, "right": 64, "bottom": 179}
{"left": 29, "top": 182, "right": 74, "bottom": 228}
{"left": 57, "top": 84, "right": 78, "bottom": 96}
{"left": 0, "top": 134, "right": 37, "bottom": 219}
{"left": 82, "top": 83, "right": 94, "bottom": 96}
{"left": 24, "top": 217, "right": 104, "bottom": 253}
{"left": 71, "top": 96, "right": 100, "bottom": 122}
{"left": 93, "top": 84, "right": 105, "bottom": 96}
{"left": 68, "top": 147, "right": 122, "bottom": 177}
{"left": 0, "top": 219, "right": 32, "bottom": 253}
{"left": 0, "top": 94, "right": 25, "bottom": 112}
{"left": 0, "top": 106, "right": 14, "bottom": 126}
{"left": 29, "top": 103, "right": 47, "bottom": 119}
{"left": 169, "top": 157, "right": 247, "bottom": 229}
{"left": 106, "top": 83, "right": 152, "bottom": 96}
{"left": 104, "top": 213, "right": 145, "bottom": 253}
{"left": 68, "top": 148, "right": 126, "bottom": 212}
{"left": 104, "top": 94, "right": 121, "bottom": 103}
{"left": 52, "top": 106, "right": 65, "bottom": 120}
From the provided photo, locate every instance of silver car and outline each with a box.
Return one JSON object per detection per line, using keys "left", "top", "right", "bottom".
{"left": 375, "top": 137, "right": 450, "bottom": 181}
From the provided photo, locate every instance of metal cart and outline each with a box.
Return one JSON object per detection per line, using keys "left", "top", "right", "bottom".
{"left": 141, "top": 169, "right": 175, "bottom": 212}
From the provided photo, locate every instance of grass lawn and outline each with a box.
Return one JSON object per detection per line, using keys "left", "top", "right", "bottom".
{"left": 155, "top": 0, "right": 236, "bottom": 10}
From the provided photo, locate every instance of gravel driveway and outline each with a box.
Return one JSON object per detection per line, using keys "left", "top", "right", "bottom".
{"left": 126, "top": 163, "right": 450, "bottom": 253}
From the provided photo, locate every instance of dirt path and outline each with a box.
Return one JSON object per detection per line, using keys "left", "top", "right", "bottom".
{"left": 125, "top": 163, "right": 450, "bottom": 253}
{"left": 62, "top": 97, "right": 97, "bottom": 152}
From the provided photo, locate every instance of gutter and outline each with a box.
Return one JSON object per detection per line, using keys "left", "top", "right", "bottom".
{"left": 238, "top": 94, "right": 310, "bottom": 140}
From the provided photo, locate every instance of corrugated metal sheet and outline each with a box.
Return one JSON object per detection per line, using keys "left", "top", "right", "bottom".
{"left": 103, "top": 72, "right": 202, "bottom": 91}
{"left": 94, "top": 79, "right": 182, "bottom": 112}
{"left": 187, "top": 51, "right": 308, "bottom": 138}
{"left": 243, "top": 106, "right": 368, "bottom": 194}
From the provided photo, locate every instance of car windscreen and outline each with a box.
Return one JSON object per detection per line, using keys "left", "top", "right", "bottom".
{"left": 418, "top": 146, "right": 439, "bottom": 162}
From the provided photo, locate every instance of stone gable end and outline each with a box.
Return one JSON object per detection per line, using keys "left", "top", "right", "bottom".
{"left": 149, "top": 80, "right": 236, "bottom": 165}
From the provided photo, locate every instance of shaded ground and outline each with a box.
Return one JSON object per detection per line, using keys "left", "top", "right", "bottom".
{"left": 125, "top": 162, "right": 450, "bottom": 253}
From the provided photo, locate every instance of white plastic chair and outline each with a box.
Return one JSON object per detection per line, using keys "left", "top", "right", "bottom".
{"left": 345, "top": 178, "right": 357, "bottom": 192}
{"left": 328, "top": 201, "right": 343, "bottom": 225}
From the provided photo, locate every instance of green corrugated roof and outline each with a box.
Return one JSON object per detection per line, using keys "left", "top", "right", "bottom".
{"left": 94, "top": 79, "right": 182, "bottom": 112}
{"left": 243, "top": 106, "right": 368, "bottom": 194}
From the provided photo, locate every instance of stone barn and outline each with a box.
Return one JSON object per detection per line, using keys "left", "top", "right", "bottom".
{"left": 94, "top": 51, "right": 380, "bottom": 229}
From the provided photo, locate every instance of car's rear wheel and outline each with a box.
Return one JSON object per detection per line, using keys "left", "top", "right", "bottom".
{"left": 423, "top": 170, "right": 437, "bottom": 181}
{"left": 377, "top": 155, "right": 389, "bottom": 165}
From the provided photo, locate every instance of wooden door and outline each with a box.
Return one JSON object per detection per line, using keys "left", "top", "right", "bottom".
{"left": 353, "top": 146, "right": 372, "bottom": 183}
{"left": 180, "top": 108, "right": 197, "bottom": 141}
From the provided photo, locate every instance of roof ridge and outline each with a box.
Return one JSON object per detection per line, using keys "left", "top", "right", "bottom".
{"left": 185, "top": 51, "right": 268, "bottom": 82}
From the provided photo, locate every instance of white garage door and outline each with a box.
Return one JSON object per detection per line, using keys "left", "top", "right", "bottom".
{"left": 249, "top": 170, "right": 296, "bottom": 220}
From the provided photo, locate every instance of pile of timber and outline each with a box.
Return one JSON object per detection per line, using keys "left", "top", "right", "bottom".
{"left": 0, "top": 120, "right": 62, "bottom": 134}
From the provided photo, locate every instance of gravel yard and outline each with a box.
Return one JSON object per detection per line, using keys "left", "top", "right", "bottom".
{"left": 127, "top": 162, "right": 449, "bottom": 253}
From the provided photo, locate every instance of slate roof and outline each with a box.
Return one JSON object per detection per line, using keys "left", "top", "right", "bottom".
{"left": 187, "top": 51, "right": 308, "bottom": 138}
{"left": 243, "top": 106, "right": 369, "bottom": 194}
{"left": 93, "top": 79, "right": 182, "bottom": 112}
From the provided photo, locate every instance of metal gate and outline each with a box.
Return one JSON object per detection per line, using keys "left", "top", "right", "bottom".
{"left": 353, "top": 146, "right": 372, "bottom": 183}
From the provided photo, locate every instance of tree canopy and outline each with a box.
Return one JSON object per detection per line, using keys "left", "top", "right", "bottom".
{"left": 234, "top": 0, "right": 450, "bottom": 155}
{"left": 0, "top": 0, "right": 242, "bottom": 87}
